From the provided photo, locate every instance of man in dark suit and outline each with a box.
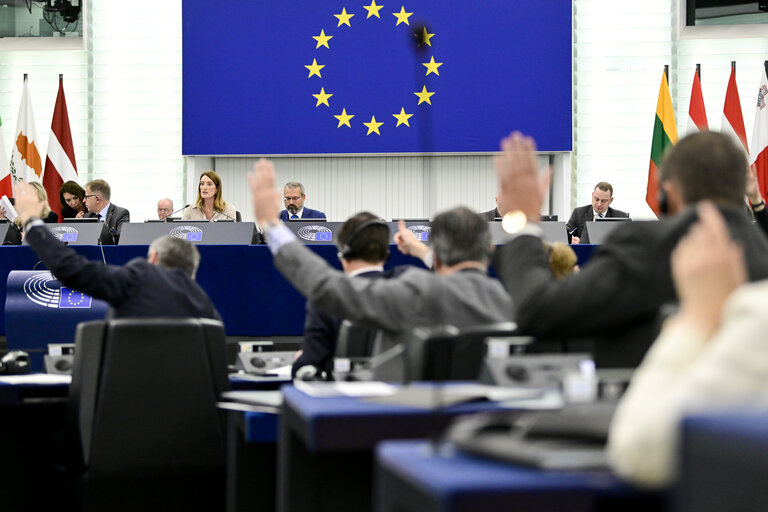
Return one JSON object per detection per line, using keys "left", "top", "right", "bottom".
{"left": 279, "top": 181, "right": 326, "bottom": 221}
{"left": 492, "top": 131, "right": 768, "bottom": 368}
{"left": 83, "top": 179, "right": 130, "bottom": 244}
{"left": 13, "top": 181, "right": 220, "bottom": 321}
{"left": 478, "top": 195, "right": 507, "bottom": 221}
{"left": 566, "top": 182, "right": 629, "bottom": 243}
{"left": 291, "top": 211, "right": 392, "bottom": 379}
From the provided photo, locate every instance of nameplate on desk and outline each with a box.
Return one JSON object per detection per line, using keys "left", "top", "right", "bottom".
{"left": 119, "top": 222, "right": 255, "bottom": 245}
{"left": 23, "top": 222, "right": 104, "bottom": 246}
{"left": 488, "top": 221, "right": 567, "bottom": 244}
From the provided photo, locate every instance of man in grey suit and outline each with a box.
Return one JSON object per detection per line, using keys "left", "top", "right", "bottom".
{"left": 83, "top": 179, "right": 130, "bottom": 245}
{"left": 249, "top": 159, "right": 513, "bottom": 379}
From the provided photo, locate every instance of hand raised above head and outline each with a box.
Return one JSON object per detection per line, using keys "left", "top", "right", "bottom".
{"left": 494, "top": 131, "right": 550, "bottom": 221}
{"left": 248, "top": 158, "right": 282, "bottom": 227}
{"left": 671, "top": 201, "right": 746, "bottom": 337}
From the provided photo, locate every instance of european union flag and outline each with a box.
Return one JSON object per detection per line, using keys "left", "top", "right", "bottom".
{"left": 59, "top": 288, "right": 92, "bottom": 308}
{"left": 61, "top": 233, "right": 78, "bottom": 242}
{"left": 186, "top": 232, "right": 203, "bottom": 242}
{"left": 315, "top": 232, "right": 333, "bottom": 242}
{"left": 183, "top": 1, "right": 572, "bottom": 155}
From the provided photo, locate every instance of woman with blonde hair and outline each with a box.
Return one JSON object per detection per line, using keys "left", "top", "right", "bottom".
{"left": 182, "top": 171, "right": 238, "bottom": 221}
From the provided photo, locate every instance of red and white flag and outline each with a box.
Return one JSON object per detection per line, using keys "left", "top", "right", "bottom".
{"left": 42, "top": 76, "right": 78, "bottom": 221}
{"left": 749, "top": 65, "right": 768, "bottom": 198}
{"left": 687, "top": 68, "right": 708, "bottom": 134}
{"left": 0, "top": 113, "right": 12, "bottom": 198}
{"left": 11, "top": 76, "right": 43, "bottom": 184}
{"left": 722, "top": 64, "right": 749, "bottom": 153}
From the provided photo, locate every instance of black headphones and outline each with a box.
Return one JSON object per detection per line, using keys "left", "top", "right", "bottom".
{"left": 0, "top": 350, "right": 31, "bottom": 375}
{"left": 658, "top": 185, "right": 669, "bottom": 216}
{"left": 337, "top": 219, "right": 390, "bottom": 261}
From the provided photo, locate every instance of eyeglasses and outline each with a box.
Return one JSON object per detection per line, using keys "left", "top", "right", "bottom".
{"left": 84, "top": 194, "right": 99, "bottom": 200}
{"left": 284, "top": 196, "right": 303, "bottom": 202}
{"left": 157, "top": 208, "right": 172, "bottom": 212}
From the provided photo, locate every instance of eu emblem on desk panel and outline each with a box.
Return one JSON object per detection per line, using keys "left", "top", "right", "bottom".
{"left": 183, "top": 0, "right": 572, "bottom": 155}
{"left": 6, "top": 271, "right": 108, "bottom": 371}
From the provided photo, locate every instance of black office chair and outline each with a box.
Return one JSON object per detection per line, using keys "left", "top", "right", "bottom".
{"left": 67, "top": 318, "right": 228, "bottom": 512}
{"left": 235, "top": 210, "right": 242, "bottom": 222}
{"left": 336, "top": 319, "right": 378, "bottom": 359}
{"left": 404, "top": 322, "right": 518, "bottom": 382}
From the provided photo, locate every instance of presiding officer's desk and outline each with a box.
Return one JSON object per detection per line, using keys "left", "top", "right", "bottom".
{"left": 277, "top": 384, "right": 557, "bottom": 512}
{"left": 375, "top": 440, "right": 663, "bottom": 512}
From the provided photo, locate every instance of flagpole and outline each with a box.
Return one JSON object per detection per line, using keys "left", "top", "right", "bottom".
{"left": 732, "top": 61, "right": 736, "bottom": 74}
{"left": 664, "top": 64, "right": 669, "bottom": 84}
{"left": 764, "top": 60, "right": 768, "bottom": 77}
{"left": 696, "top": 63, "right": 701, "bottom": 79}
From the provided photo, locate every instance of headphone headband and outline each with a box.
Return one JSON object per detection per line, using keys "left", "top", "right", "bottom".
{"left": 337, "top": 218, "right": 389, "bottom": 260}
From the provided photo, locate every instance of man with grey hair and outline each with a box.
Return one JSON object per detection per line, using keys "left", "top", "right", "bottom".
{"left": 279, "top": 181, "right": 326, "bottom": 221}
{"left": 250, "top": 159, "right": 512, "bottom": 377}
{"left": 13, "top": 182, "right": 220, "bottom": 320}
{"left": 157, "top": 198, "right": 174, "bottom": 220}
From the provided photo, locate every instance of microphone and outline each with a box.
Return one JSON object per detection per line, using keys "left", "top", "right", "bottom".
{"left": 166, "top": 203, "right": 190, "bottom": 221}
{"left": 214, "top": 210, "right": 237, "bottom": 222}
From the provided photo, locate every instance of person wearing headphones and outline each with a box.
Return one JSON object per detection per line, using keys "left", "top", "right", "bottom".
{"left": 291, "top": 211, "right": 393, "bottom": 379}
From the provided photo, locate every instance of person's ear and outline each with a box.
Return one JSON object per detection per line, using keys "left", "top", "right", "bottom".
{"left": 148, "top": 249, "right": 159, "bottom": 265}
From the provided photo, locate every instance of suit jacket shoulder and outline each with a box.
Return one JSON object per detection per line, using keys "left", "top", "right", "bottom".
{"left": 303, "top": 207, "right": 326, "bottom": 219}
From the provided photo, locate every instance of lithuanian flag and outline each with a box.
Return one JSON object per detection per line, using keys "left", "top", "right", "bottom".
{"left": 646, "top": 69, "right": 678, "bottom": 217}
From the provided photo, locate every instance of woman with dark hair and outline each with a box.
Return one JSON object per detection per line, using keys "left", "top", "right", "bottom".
{"left": 59, "top": 180, "right": 87, "bottom": 219}
{"left": 182, "top": 170, "right": 238, "bottom": 221}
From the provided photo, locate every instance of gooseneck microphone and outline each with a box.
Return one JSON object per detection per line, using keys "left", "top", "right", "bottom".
{"left": 166, "top": 203, "right": 190, "bottom": 220}
{"left": 214, "top": 210, "right": 237, "bottom": 222}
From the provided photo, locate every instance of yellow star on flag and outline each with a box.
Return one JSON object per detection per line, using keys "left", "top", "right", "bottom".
{"left": 334, "top": 7, "right": 355, "bottom": 27}
{"left": 422, "top": 56, "right": 443, "bottom": 76}
{"left": 414, "top": 85, "right": 435, "bottom": 105}
{"left": 363, "top": 115, "right": 384, "bottom": 135}
{"left": 415, "top": 26, "right": 435, "bottom": 47}
{"left": 392, "top": 6, "right": 413, "bottom": 26}
{"left": 313, "top": 29, "right": 333, "bottom": 49}
{"left": 392, "top": 107, "right": 413, "bottom": 127}
{"left": 363, "top": 0, "right": 384, "bottom": 19}
{"left": 334, "top": 108, "right": 355, "bottom": 128}
{"left": 313, "top": 88, "right": 333, "bottom": 107}
{"left": 305, "top": 58, "right": 325, "bottom": 78}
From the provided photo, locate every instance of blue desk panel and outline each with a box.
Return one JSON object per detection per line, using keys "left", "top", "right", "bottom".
{"left": 375, "top": 440, "right": 662, "bottom": 512}
{"left": 0, "top": 243, "right": 595, "bottom": 337}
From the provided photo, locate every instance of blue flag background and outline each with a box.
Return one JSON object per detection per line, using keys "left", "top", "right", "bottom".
{"left": 182, "top": 1, "right": 572, "bottom": 155}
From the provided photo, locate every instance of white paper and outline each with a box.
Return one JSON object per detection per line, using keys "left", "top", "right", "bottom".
{"left": 0, "top": 373, "right": 71, "bottom": 385}
{"left": 0, "top": 195, "right": 18, "bottom": 221}
{"left": 294, "top": 380, "right": 397, "bottom": 398}
{"left": 221, "top": 390, "right": 283, "bottom": 407}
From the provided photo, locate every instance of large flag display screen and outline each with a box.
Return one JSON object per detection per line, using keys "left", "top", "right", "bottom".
{"left": 182, "top": 1, "right": 572, "bottom": 155}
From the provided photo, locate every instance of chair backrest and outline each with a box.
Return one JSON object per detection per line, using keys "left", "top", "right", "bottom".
{"left": 235, "top": 210, "right": 242, "bottom": 222}
{"left": 335, "top": 319, "right": 378, "bottom": 359}
{"left": 405, "top": 322, "right": 518, "bottom": 382}
{"left": 68, "top": 318, "right": 228, "bottom": 477}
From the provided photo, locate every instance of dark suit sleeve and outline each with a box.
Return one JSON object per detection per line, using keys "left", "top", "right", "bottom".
{"left": 291, "top": 302, "right": 339, "bottom": 378}
{"left": 112, "top": 206, "right": 130, "bottom": 233}
{"left": 25, "top": 225, "right": 140, "bottom": 306}
{"left": 566, "top": 207, "right": 584, "bottom": 241}
{"left": 493, "top": 226, "right": 670, "bottom": 338}
{"left": 754, "top": 207, "right": 768, "bottom": 237}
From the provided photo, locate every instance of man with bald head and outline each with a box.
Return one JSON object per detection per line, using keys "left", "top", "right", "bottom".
{"left": 157, "top": 198, "right": 174, "bottom": 220}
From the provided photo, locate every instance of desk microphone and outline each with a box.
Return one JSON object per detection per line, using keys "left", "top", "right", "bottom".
{"left": 166, "top": 203, "right": 190, "bottom": 220}
{"left": 214, "top": 210, "right": 237, "bottom": 222}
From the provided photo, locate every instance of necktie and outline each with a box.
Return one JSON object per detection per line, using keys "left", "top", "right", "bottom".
{"left": 597, "top": 212, "right": 604, "bottom": 219}
{"left": 291, "top": 214, "right": 299, "bottom": 220}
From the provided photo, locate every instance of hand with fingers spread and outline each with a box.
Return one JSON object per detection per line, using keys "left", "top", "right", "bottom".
{"left": 13, "top": 182, "right": 46, "bottom": 225}
{"left": 248, "top": 158, "right": 283, "bottom": 228}
{"left": 671, "top": 201, "right": 747, "bottom": 338}
{"left": 494, "top": 131, "right": 550, "bottom": 221}
{"left": 393, "top": 219, "right": 429, "bottom": 261}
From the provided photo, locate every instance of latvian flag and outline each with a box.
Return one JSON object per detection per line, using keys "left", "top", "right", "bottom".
{"left": 646, "top": 68, "right": 678, "bottom": 217}
{"left": 42, "top": 75, "right": 78, "bottom": 222}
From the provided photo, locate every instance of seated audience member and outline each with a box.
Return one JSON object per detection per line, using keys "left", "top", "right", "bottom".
{"left": 292, "top": 211, "right": 394, "bottom": 379}
{"left": 492, "top": 131, "right": 768, "bottom": 368}
{"left": 478, "top": 195, "right": 508, "bottom": 221}
{"left": 566, "top": 182, "right": 629, "bottom": 244}
{"left": 30, "top": 182, "right": 59, "bottom": 223}
{"left": 157, "top": 198, "right": 174, "bottom": 220}
{"left": 83, "top": 179, "right": 130, "bottom": 245}
{"left": 279, "top": 181, "right": 326, "bottom": 221}
{"left": 14, "top": 182, "right": 220, "bottom": 320}
{"left": 59, "top": 180, "right": 87, "bottom": 219}
{"left": 250, "top": 159, "right": 512, "bottom": 379}
{"left": 183, "top": 171, "right": 238, "bottom": 221}
{"left": 544, "top": 241, "right": 578, "bottom": 278}
{"left": 608, "top": 202, "right": 768, "bottom": 488}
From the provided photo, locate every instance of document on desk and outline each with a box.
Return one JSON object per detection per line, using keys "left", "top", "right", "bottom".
{"left": 294, "top": 380, "right": 397, "bottom": 398}
{"left": 221, "top": 390, "right": 284, "bottom": 407}
{"left": 0, "top": 373, "right": 71, "bottom": 385}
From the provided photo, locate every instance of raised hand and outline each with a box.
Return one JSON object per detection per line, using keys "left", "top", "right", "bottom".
{"left": 248, "top": 158, "right": 282, "bottom": 227}
{"left": 494, "top": 132, "right": 550, "bottom": 221}
{"left": 394, "top": 219, "right": 429, "bottom": 261}
{"left": 671, "top": 201, "right": 747, "bottom": 338}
